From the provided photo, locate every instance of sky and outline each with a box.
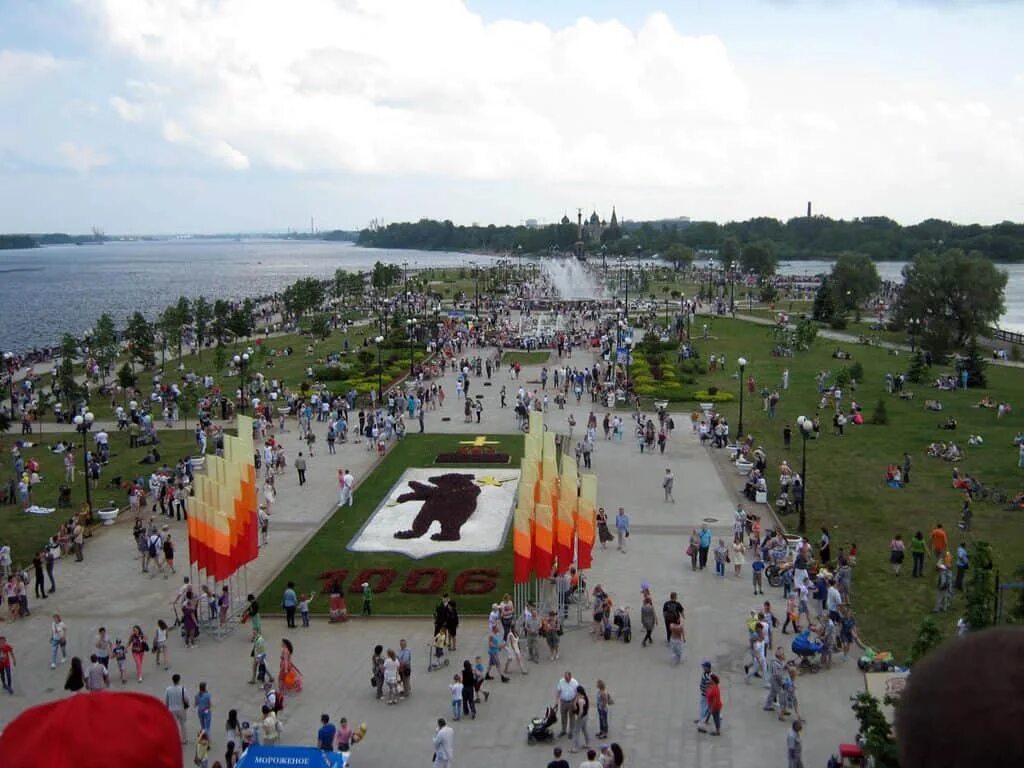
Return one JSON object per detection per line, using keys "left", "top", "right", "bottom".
{"left": 1, "top": 0, "right": 1023, "bottom": 234}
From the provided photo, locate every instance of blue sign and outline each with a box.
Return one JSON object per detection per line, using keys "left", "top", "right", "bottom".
{"left": 237, "top": 746, "right": 347, "bottom": 768}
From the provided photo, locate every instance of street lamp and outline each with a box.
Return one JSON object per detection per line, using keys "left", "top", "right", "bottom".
{"left": 73, "top": 411, "right": 95, "bottom": 519}
{"left": 406, "top": 318, "right": 417, "bottom": 376}
{"left": 2, "top": 351, "right": 16, "bottom": 415}
{"left": 737, "top": 357, "right": 747, "bottom": 437}
{"left": 375, "top": 335, "right": 385, "bottom": 401}
{"left": 730, "top": 260, "right": 738, "bottom": 315}
{"left": 796, "top": 415, "right": 814, "bottom": 533}
{"left": 233, "top": 352, "right": 250, "bottom": 414}
{"left": 908, "top": 317, "right": 921, "bottom": 352}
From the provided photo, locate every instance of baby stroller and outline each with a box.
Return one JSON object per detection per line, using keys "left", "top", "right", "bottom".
{"left": 526, "top": 705, "right": 558, "bottom": 744}
{"left": 613, "top": 606, "right": 632, "bottom": 643}
{"left": 775, "top": 491, "right": 792, "bottom": 515}
{"left": 791, "top": 630, "right": 825, "bottom": 673}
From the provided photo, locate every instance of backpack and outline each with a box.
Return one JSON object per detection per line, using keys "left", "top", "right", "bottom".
{"left": 148, "top": 538, "right": 159, "bottom": 558}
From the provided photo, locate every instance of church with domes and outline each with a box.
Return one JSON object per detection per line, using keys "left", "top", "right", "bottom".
{"left": 560, "top": 206, "right": 618, "bottom": 243}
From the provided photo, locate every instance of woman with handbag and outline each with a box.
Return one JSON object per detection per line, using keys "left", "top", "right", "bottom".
{"left": 129, "top": 625, "right": 148, "bottom": 682}
{"left": 687, "top": 530, "right": 700, "bottom": 571}
{"left": 279, "top": 638, "right": 303, "bottom": 694}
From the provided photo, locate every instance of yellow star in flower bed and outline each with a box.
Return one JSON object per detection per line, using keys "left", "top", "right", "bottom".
{"left": 458, "top": 436, "right": 501, "bottom": 447}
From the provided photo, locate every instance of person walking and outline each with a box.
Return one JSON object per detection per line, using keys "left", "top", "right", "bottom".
{"left": 890, "top": 534, "right": 905, "bottom": 575}
{"left": 732, "top": 538, "right": 745, "bottom": 577}
{"left": 669, "top": 614, "right": 686, "bottom": 666}
{"left": 383, "top": 648, "right": 401, "bottom": 705}
{"left": 662, "top": 469, "right": 675, "bottom": 503}
{"left": 294, "top": 453, "right": 307, "bottom": 486}
{"left": 910, "top": 531, "right": 927, "bottom": 578}
{"left": 460, "top": 662, "right": 477, "bottom": 720}
{"left": 713, "top": 539, "right": 728, "bottom": 577}
{"left": 0, "top": 634, "right": 15, "bottom": 694}
{"left": 787, "top": 719, "right": 804, "bottom": 768}
{"left": 570, "top": 685, "right": 592, "bottom": 753}
{"left": 935, "top": 564, "right": 954, "bottom": 612}
{"left": 129, "top": 625, "right": 148, "bottom": 682}
{"left": 49, "top": 613, "right": 67, "bottom": 669}
{"left": 955, "top": 542, "right": 969, "bottom": 591}
{"left": 32, "top": 551, "right": 46, "bottom": 599}
{"left": 614, "top": 508, "right": 630, "bottom": 553}
{"left": 639, "top": 597, "right": 657, "bottom": 647}
{"left": 595, "top": 679, "right": 613, "bottom": 739}
{"left": 398, "top": 638, "right": 413, "bottom": 695}
{"left": 165, "top": 673, "right": 191, "bottom": 744}
{"left": 432, "top": 718, "right": 455, "bottom": 768}
{"left": 697, "top": 674, "right": 723, "bottom": 735}
{"left": 766, "top": 646, "right": 787, "bottom": 717}
{"left": 930, "top": 523, "right": 948, "bottom": 561}
{"left": 698, "top": 525, "right": 712, "bottom": 569}
{"left": 694, "top": 658, "right": 713, "bottom": 727}
{"left": 555, "top": 671, "right": 580, "bottom": 737}
{"left": 661, "top": 592, "right": 683, "bottom": 644}
{"left": 195, "top": 681, "right": 213, "bottom": 737}
{"left": 84, "top": 654, "right": 109, "bottom": 690}
{"left": 687, "top": 529, "right": 700, "bottom": 571}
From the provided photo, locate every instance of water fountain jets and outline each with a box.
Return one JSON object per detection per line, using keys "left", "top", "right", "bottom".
{"left": 540, "top": 259, "right": 605, "bottom": 300}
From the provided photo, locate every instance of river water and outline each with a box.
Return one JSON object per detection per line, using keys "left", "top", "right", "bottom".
{"left": 776, "top": 259, "right": 1024, "bottom": 335}
{"left": 0, "top": 240, "right": 488, "bottom": 352}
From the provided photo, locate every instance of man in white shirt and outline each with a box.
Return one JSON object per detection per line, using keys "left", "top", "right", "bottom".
{"left": 579, "top": 748, "right": 603, "bottom": 768}
{"left": 554, "top": 671, "right": 579, "bottom": 737}
{"left": 826, "top": 580, "right": 843, "bottom": 622}
{"left": 432, "top": 717, "right": 454, "bottom": 768}
{"left": 85, "top": 654, "right": 109, "bottom": 690}
{"left": 341, "top": 470, "right": 355, "bottom": 507}
{"left": 164, "top": 673, "right": 190, "bottom": 743}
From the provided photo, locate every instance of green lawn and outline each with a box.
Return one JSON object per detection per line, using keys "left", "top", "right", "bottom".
{"left": 262, "top": 434, "right": 524, "bottom": 617}
{"left": 0, "top": 429, "right": 199, "bottom": 568}
{"left": 502, "top": 350, "right": 551, "bottom": 366}
{"left": 684, "top": 318, "right": 1024, "bottom": 658}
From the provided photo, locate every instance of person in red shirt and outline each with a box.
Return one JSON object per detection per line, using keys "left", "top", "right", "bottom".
{"left": 0, "top": 635, "right": 16, "bottom": 694}
{"left": 930, "top": 524, "right": 948, "bottom": 561}
{"left": 699, "top": 674, "right": 723, "bottom": 735}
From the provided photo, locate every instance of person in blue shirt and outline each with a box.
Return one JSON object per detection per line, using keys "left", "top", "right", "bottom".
{"left": 317, "top": 714, "right": 337, "bottom": 751}
{"left": 698, "top": 525, "right": 712, "bottom": 569}
{"left": 282, "top": 582, "right": 298, "bottom": 628}
{"left": 955, "top": 543, "right": 969, "bottom": 591}
{"left": 194, "top": 681, "right": 213, "bottom": 735}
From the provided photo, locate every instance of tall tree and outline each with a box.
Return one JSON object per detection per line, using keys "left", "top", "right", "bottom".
{"left": 895, "top": 249, "right": 1007, "bottom": 355}
{"left": 282, "top": 277, "right": 326, "bottom": 321}
{"left": 172, "top": 296, "right": 192, "bottom": 359}
{"left": 55, "top": 334, "right": 81, "bottom": 408}
{"left": 664, "top": 244, "right": 694, "bottom": 272}
{"left": 829, "top": 252, "right": 881, "bottom": 319}
{"left": 740, "top": 240, "right": 777, "bottom": 277}
{"left": 125, "top": 311, "right": 156, "bottom": 372}
{"left": 719, "top": 236, "right": 741, "bottom": 268}
{"left": 193, "top": 296, "right": 213, "bottom": 351}
{"left": 212, "top": 299, "right": 231, "bottom": 345}
{"left": 92, "top": 312, "right": 119, "bottom": 383}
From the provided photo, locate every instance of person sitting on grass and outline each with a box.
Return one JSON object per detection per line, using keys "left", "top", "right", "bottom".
{"left": 885, "top": 465, "right": 904, "bottom": 489}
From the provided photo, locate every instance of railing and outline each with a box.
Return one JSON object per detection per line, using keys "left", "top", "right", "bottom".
{"left": 990, "top": 328, "right": 1024, "bottom": 345}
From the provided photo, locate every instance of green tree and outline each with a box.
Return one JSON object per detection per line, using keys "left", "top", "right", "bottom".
{"left": 125, "top": 312, "right": 156, "bottom": 371}
{"left": 212, "top": 299, "right": 231, "bottom": 344}
{"left": 664, "top": 244, "right": 694, "bottom": 271}
{"left": 955, "top": 336, "right": 987, "bottom": 388}
{"left": 172, "top": 296, "right": 192, "bottom": 359}
{"left": 282, "top": 277, "right": 326, "bottom": 320}
{"left": 812, "top": 277, "right": 839, "bottom": 323}
{"left": 851, "top": 692, "right": 900, "bottom": 768}
{"left": 116, "top": 361, "right": 137, "bottom": 394}
{"left": 213, "top": 345, "right": 227, "bottom": 376}
{"left": 719, "top": 236, "right": 741, "bottom": 268}
{"left": 193, "top": 296, "right": 213, "bottom": 351}
{"left": 871, "top": 397, "right": 889, "bottom": 425}
{"left": 830, "top": 252, "right": 881, "bottom": 319}
{"left": 371, "top": 261, "right": 401, "bottom": 294}
{"left": 895, "top": 249, "right": 1008, "bottom": 355}
{"left": 309, "top": 314, "right": 331, "bottom": 340}
{"left": 964, "top": 540, "right": 995, "bottom": 631}
{"left": 92, "top": 313, "right": 119, "bottom": 383}
{"left": 906, "top": 350, "right": 929, "bottom": 384}
{"left": 55, "top": 335, "right": 81, "bottom": 408}
{"left": 740, "top": 240, "right": 777, "bottom": 277}
{"left": 907, "top": 616, "right": 943, "bottom": 666}
{"left": 177, "top": 382, "right": 200, "bottom": 428}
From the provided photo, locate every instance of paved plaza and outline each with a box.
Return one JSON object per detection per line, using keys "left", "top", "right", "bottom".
{"left": 0, "top": 344, "right": 862, "bottom": 766}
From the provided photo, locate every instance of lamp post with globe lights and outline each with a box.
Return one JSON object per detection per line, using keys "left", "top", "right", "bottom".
{"left": 233, "top": 352, "right": 250, "bottom": 414}
{"left": 375, "top": 335, "right": 385, "bottom": 401}
{"left": 737, "top": 357, "right": 747, "bottom": 437}
{"left": 73, "top": 411, "right": 95, "bottom": 518}
{"left": 796, "top": 415, "right": 814, "bottom": 532}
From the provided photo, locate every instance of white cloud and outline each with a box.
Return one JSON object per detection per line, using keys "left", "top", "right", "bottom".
{"left": 57, "top": 141, "right": 111, "bottom": 173}
{"left": 88, "top": 0, "right": 1024, "bottom": 222}
{"left": 0, "top": 49, "right": 63, "bottom": 93}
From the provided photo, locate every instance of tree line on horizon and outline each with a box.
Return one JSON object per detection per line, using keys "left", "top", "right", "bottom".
{"left": 356, "top": 215, "right": 1024, "bottom": 262}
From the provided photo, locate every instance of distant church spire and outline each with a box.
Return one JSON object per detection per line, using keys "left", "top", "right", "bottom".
{"left": 609, "top": 206, "right": 618, "bottom": 227}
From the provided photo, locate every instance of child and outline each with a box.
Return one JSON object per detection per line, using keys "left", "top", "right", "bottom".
{"left": 781, "top": 665, "right": 802, "bottom": 722}
{"left": 431, "top": 628, "right": 449, "bottom": 670}
{"left": 361, "top": 582, "right": 372, "bottom": 616}
{"left": 112, "top": 638, "right": 128, "bottom": 684}
{"left": 751, "top": 554, "right": 765, "bottom": 596}
{"left": 194, "top": 729, "right": 210, "bottom": 768}
{"left": 299, "top": 592, "right": 314, "bottom": 628}
{"left": 595, "top": 679, "right": 614, "bottom": 739}
{"left": 449, "top": 673, "right": 463, "bottom": 721}
{"left": 782, "top": 593, "right": 799, "bottom": 634}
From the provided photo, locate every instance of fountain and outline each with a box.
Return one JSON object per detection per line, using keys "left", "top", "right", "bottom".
{"left": 540, "top": 259, "right": 605, "bottom": 300}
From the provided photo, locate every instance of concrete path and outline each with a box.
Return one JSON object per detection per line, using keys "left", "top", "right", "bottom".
{"left": 0, "top": 338, "right": 862, "bottom": 767}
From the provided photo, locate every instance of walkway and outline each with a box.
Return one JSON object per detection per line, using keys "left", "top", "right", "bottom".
{"left": 0, "top": 338, "right": 862, "bottom": 767}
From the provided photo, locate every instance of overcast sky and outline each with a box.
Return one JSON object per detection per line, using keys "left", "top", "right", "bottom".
{"left": 1, "top": 0, "right": 1023, "bottom": 234}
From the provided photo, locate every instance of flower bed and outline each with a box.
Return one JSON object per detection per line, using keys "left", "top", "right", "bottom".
{"left": 435, "top": 450, "right": 511, "bottom": 464}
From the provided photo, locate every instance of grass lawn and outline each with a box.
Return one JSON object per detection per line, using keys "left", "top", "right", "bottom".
{"left": 0, "top": 429, "right": 200, "bottom": 568}
{"left": 262, "top": 433, "right": 525, "bottom": 617}
{"left": 502, "top": 350, "right": 551, "bottom": 366}
{"left": 682, "top": 318, "right": 1024, "bottom": 659}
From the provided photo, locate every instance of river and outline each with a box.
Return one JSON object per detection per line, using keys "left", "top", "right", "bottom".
{"left": 0, "top": 240, "right": 489, "bottom": 352}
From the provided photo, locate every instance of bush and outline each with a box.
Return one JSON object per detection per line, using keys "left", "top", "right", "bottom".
{"left": 871, "top": 398, "right": 889, "bottom": 425}
{"left": 314, "top": 366, "right": 348, "bottom": 381}
{"left": 707, "top": 386, "right": 718, "bottom": 396}
{"left": 849, "top": 361, "right": 864, "bottom": 382}
{"left": 829, "top": 315, "right": 849, "bottom": 330}
{"left": 691, "top": 390, "right": 735, "bottom": 403}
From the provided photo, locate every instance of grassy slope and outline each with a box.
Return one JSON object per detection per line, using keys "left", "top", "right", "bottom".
{"left": 1, "top": 430, "right": 199, "bottom": 566}
{"left": 261, "top": 434, "right": 525, "bottom": 617}
{"left": 688, "top": 318, "right": 1023, "bottom": 657}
